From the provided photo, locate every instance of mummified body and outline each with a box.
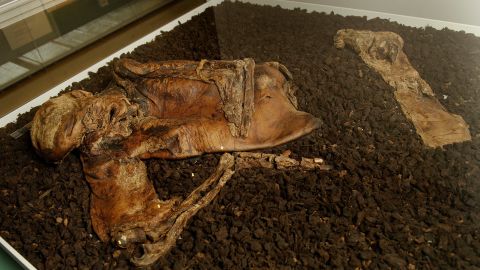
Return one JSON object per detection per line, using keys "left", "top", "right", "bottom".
{"left": 30, "top": 58, "right": 321, "bottom": 265}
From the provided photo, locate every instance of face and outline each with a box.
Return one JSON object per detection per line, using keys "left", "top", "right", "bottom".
{"left": 31, "top": 90, "right": 93, "bottom": 161}
{"left": 31, "top": 89, "right": 139, "bottom": 161}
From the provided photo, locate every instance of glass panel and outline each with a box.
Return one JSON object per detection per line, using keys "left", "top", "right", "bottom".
{"left": 0, "top": 0, "right": 172, "bottom": 90}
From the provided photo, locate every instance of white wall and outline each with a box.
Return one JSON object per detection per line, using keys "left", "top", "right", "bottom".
{"left": 293, "top": 0, "right": 480, "bottom": 26}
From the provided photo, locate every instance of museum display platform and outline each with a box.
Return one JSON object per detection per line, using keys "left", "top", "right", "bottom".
{"left": 1, "top": 0, "right": 479, "bottom": 269}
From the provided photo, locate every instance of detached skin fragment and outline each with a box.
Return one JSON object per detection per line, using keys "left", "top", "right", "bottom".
{"left": 30, "top": 58, "right": 321, "bottom": 266}
{"left": 335, "top": 29, "right": 471, "bottom": 148}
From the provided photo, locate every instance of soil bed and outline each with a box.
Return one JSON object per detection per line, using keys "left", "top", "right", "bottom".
{"left": 1, "top": 2, "right": 480, "bottom": 269}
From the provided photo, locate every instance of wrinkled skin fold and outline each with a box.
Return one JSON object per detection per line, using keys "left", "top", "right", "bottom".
{"left": 31, "top": 58, "right": 321, "bottom": 266}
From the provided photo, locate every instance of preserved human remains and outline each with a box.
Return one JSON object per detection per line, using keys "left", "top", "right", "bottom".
{"left": 30, "top": 58, "right": 322, "bottom": 266}
{"left": 335, "top": 29, "right": 471, "bottom": 148}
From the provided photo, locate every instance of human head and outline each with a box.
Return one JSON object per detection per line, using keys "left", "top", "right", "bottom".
{"left": 31, "top": 90, "right": 93, "bottom": 161}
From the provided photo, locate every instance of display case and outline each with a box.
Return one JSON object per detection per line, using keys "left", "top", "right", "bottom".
{"left": 1, "top": 0, "right": 479, "bottom": 269}
{"left": 0, "top": 0, "right": 172, "bottom": 91}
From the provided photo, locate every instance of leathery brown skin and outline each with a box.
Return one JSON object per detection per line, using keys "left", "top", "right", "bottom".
{"left": 31, "top": 58, "right": 321, "bottom": 265}
{"left": 30, "top": 89, "right": 138, "bottom": 161}
{"left": 334, "top": 29, "right": 471, "bottom": 147}
{"left": 104, "top": 58, "right": 322, "bottom": 159}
